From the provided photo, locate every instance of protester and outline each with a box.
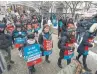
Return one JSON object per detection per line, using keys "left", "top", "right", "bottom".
{"left": 76, "top": 23, "right": 97, "bottom": 72}
{"left": 58, "top": 21, "right": 76, "bottom": 68}
{"left": 38, "top": 24, "right": 53, "bottom": 63}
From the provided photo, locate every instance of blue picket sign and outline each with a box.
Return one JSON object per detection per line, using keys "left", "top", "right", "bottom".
{"left": 15, "top": 37, "right": 27, "bottom": 44}
{"left": 43, "top": 50, "right": 52, "bottom": 56}
{"left": 64, "top": 53, "right": 74, "bottom": 60}
{"left": 23, "top": 44, "right": 41, "bottom": 62}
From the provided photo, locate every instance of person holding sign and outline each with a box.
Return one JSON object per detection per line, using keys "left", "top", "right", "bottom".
{"left": 12, "top": 23, "right": 27, "bottom": 57}
{"left": 76, "top": 23, "right": 97, "bottom": 72}
{"left": 23, "top": 34, "right": 42, "bottom": 74}
{"left": 58, "top": 22, "right": 76, "bottom": 68}
{"left": 38, "top": 24, "right": 53, "bottom": 63}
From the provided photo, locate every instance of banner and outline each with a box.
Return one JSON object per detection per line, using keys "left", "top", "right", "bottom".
{"left": 24, "top": 44, "right": 42, "bottom": 66}
{"left": 43, "top": 40, "right": 52, "bottom": 51}
{"left": 15, "top": 37, "right": 26, "bottom": 44}
{"left": 83, "top": 38, "right": 94, "bottom": 55}
{"left": 14, "top": 37, "right": 26, "bottom": 48}
{"left": 15, "top": 44, "right": 23, "bottom": 48}
{"left": 6, "top": 25, "right": 15, "bottom": 33}
{"left": 64, "top": 50, "right": 74, "bottom": 60}
{"left": 64, "top": 43, "right": 74, "bottom": 60}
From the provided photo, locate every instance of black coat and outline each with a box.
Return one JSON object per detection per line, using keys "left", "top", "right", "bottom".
{"left": 61, "top": 25, "right": 67, "bottom": 37}
{"left": 77, "top": 31, "right": 93, "bottom": 55}
{"left": 58, "top": 36, "right": 72, "bottom": 58}
{"left": 0, "top": 33, "right": 12, "bottom": 50}
{"left": 76, "top": 21, "right": 86, "bottom": 32}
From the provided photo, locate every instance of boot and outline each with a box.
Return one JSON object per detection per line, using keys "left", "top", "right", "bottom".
{"left": 7, "top": 65, "right": 11, "bottom": 71}
{"left": 57, "top": 58, "right": 63, "bottom": 68}
{"left": 32, "top": 67, "right": 36, "bottom": 72}
{"left": 10, "top": 60, "right": 14, "bottom": 64}
{"left": 46, "top": 60, "right": 50, "bottom": 63}
{"left": 95, "top": 71, "right": 97, "bottom": 74}
{"left": 45, "top": 56, "right": 50, "bottom": 63}
{"left": 57, "top": 63, "right": 63, "bottom": 68}
{"left": 67, "top": 59, "right": 71, "bottom": 65}
{"left": 84, "top": 65, "right": 92, "bottom": 72}
{"left": 29, "top": 69, "right": 33, "bottom": 74}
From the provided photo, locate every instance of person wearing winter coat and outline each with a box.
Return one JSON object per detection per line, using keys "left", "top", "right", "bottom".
{"left": 76, "top": 23, "right": 97, "bottom": 72}
{"left": 61, "top": 18, "right": 74, "bottom": 37}
{"left": 12, "top": 24, "right": 27, "bottom": 57}
{"left": 31, "top": 16, "right": 40, "bottom": 43}
{"left": 57, "top": 22, "right": 76, "bottom": 68}
{"left": 23, "top": 34, "right": 38, "bottom": 74}
{"left": 76, "top": 19, "right": 87, "bottom": 44}
{"left": 38, "top": 24, "right": 53, "bottom": 63}
{"left": 58, "top": 18, "right": 64, "bottom": 38}
{"left": 31, "top": 15, "right": 40, "bottom": 37}
{"left": 0, "top": 23, "right": 14, "bottom": 71}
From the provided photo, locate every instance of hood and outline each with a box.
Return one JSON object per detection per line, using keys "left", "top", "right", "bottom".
{"left": 89, "top": 23, "right": 97, "bottom": 33}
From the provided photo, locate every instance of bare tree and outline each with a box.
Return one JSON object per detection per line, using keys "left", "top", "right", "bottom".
{"left": 64, "top": 1, "right": 83, "bottom": 18}
{"left": 84, "top": 1, "right": 92, "bottom": 11}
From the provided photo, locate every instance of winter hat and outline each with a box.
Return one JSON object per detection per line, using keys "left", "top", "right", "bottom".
{"left": 15, "top": 21, "right": 22, "bottom": 28}
{"left": 89, "top": 23, "right": 97, "bottom": 33}
{"left": 27, "top": 34, "right": 35, "bottom": 39}
{"left": 43, "top": 24, "right": 50, "bottom": 30}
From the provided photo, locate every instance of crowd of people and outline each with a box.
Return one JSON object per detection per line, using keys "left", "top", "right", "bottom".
{"left": 0, "top": 10, "right": 97, "bottom": 74}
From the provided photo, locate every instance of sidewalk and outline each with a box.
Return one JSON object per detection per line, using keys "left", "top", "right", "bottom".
{"left": 6, "top": 34, "right": 97, "bottom": 74}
